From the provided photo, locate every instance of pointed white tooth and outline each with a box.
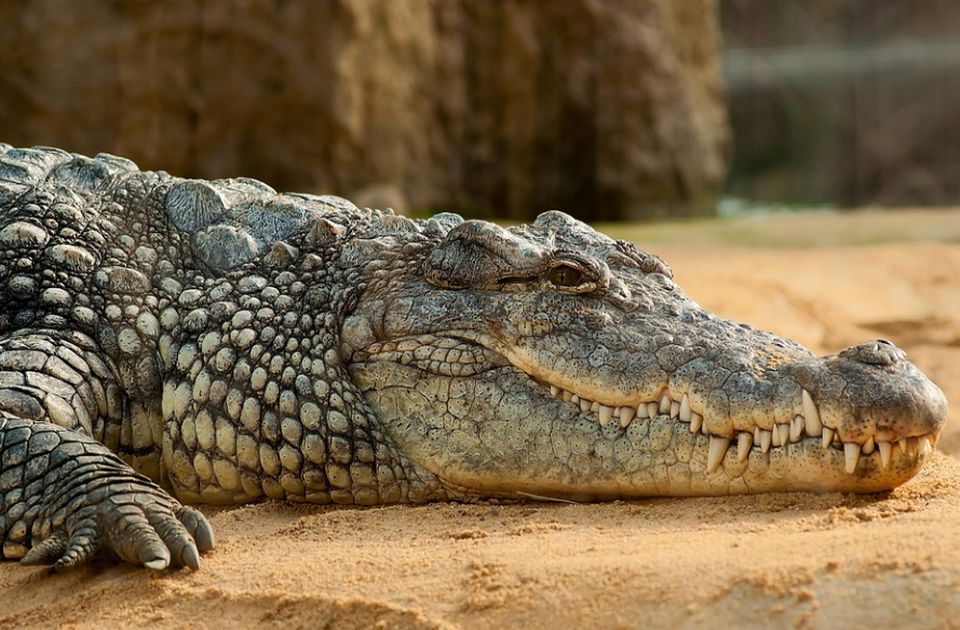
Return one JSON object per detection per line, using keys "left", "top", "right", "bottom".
{"left": 647, "top": 402, "right": 659, "bottom": 420}
{"left": 613, "top": 406, "right": 621, "bottom": 418}
{"left": 571, "top": 394, "right": 580, "bottom": 404}
{"left": 844, "top": 442, "right": 861, "bottom": 473}
{"left": 754, "top": 426, "right": 761, "bottom": 444}
{"left": 590, "top": 401, "right": 600, "bottom": 412}
{"left": 790, "top": 415, "right": 804, "bottom": 442}
{"left": 690, "top": 412, "right": 703, "bottom": 434}
{"left": 771, "top": 424, "right": 782, "bottom": 447}
{"left": 760, "top": 429, "right": 772, "bottom": 453}
{"left": 619, "top": 406, "right": 636, "bottom": 428}
{"left": 679, "top": 395, "right": 691, "bottom": 422}
{"left": 862, "top": 436, "right": 875, "bottom": 455}
{"left": 550, "top": 385, "right": 560, "bottom": 397}
{"left": 579, "top": 398, "right": 591, "bottom": 413}
{"left": 561, "top": 390, "right": 573, "bottom": 402}
{"left": 919, "top": 436, "right": 932, "bottom": 456}
{"left": 598, "top": 405, "right": 614, "bottom": 427}
{"left": 659, "top": 395, "right": 671, "bottom": 413}
{"left": 738, "top": 432, "right": 753, "bottom": 462}
{"left": 878, "top": 441, "right": 892, "bottom": 468}
{"left": 821, "top": 427, "right": 834, "bottom": 449}
{"left": 707, "top": 436, "right": 731, "bottom": 473}
{"left": 778, "top": 423, "right": 790, "bottom": 447}
{"left": 670, "top": 401, "right": 680, "bottom": 419}
{"left": 801, "top": 390, "right": 823, "bottom": 437}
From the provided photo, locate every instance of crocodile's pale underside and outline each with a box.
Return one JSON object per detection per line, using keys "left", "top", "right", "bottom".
{"left": 0, "top": 145, "right": 947, "bottom": 571}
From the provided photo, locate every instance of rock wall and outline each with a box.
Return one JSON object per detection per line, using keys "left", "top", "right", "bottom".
{"left": 0, "top": 0, "right": 729, "bottom": 220}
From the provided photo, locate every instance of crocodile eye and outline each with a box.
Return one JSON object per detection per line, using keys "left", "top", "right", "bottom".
{"left": 547, "top": 264, "right": 586, "bottom": 287}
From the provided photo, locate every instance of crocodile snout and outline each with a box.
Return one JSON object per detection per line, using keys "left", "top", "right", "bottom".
{"left": 834, "top": 338, "right": 946, "bottom": 443}
{"left": 783, "top": 338, "right": 948, "bottom": 474}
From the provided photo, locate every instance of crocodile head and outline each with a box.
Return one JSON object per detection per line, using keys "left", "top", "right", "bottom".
{"left": 344, "top": 211, "right": 947, "bottom": 499}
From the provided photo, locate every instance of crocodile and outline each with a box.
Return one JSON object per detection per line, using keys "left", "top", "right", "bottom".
{"left": 0, "top": 144, "right": 947, "bottom": 572}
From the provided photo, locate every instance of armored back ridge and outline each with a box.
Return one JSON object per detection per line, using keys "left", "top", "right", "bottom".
{"left": 0, "top": 145, "right": 947, "bottom": 571}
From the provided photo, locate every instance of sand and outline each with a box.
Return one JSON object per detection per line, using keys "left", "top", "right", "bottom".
{"left": 2, "top": 210, "right": 959, "bottom": 628}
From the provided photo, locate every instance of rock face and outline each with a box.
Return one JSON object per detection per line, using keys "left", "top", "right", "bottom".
{"left": 0, "top": 0, "right": 728, "bottom": 220}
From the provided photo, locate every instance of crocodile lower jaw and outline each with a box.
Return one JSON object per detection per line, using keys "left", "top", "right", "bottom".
{"left": 540, "top": 381, "right": 937, "bottom": 476}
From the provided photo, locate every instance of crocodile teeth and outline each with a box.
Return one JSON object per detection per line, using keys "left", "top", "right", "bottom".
{"left": 707, "top": 436, "right": 730, "bottom": 473}
{"left": 689, "top": 412, "right": 703, "bottom": 434}
{"left": 670, "top": 401, "right": 680, "bottom": 419}
{"left": 619, "top": 406, "right": 636, "bottom": 427}
{"left": 821, "top": 427, "right": 834, "bottom": 449}
{"left": 598, "top": 404, "right": 614, "bottom": 427}
{"left": 771, "top": 424, "right": 782, "bottom": 447}
{"left": 591, "top": 401, "right": 600, "bottom": 412}
{"left": 759, "top": 429, "right": 772, "bottom": 453}
{"left": 844, "top": 442, "right": 861, "bottom": 473}
{"left": 647, "top": 402, "right": 659, "bottom": 420}
{"left": 790, "top": 415, "right": 804, "bottom": 442}
{"left": 862, "top": 436, "right": 875, "bottom": 455}
{"left": 679, "top": 395, "right": 691, "bottom": 422}
{"left": 778, "top": 423, "right": 790, "bottom": 447}
{"left": 801, "top": 389, "right": 823, "bottom": 437}
{"left": 737, "top": 432, "right": 753, "bottom": 462}
{"left": 571, "top": 394, "right": 580, "bottom": 404}
{"left": 561, "top": 390, "right": 573, "bottom": 402}
{"left": 659, "top": 395, "right": 671, "bottom": 414}
{"left": 550, "top": 385, "right": 560, "bottom": 397}
{"left": 878, "top": 441, "right": 892, "bottom": 468}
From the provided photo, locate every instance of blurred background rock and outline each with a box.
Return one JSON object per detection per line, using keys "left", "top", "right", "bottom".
{"left": 0, "top": 0, "right": 728, "bottom": 221}
{"left": 1, "top": 1, "right": 958, "bottom": 219}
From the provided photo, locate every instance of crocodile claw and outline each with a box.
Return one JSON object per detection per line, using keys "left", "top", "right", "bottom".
{"left": 22, "top": 488, "right": 215, "bottom": 572}
{"left": 0, "top": 420, "right": 218, "bottom": 572}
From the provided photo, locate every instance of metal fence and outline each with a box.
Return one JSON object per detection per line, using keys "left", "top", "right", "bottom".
{"left": 721, "top": 0, "right": 960, "bottom": 207}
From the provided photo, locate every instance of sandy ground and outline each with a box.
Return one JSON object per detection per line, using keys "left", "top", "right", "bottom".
{"left": 2, "top": 209, "right": 959, "bottom": 628}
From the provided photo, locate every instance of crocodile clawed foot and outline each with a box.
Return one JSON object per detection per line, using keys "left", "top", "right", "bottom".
{"left": 22, "top": 489, "right": 216, "bottom": 572}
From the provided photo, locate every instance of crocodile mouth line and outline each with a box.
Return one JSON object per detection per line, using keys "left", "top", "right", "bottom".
{"left": 531, "top": 379, "right": 937, "bottom": 475}
{"left": 358, "top": 333, "right": 938, "bottom": 476}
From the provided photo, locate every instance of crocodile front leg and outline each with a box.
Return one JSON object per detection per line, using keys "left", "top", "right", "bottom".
{"left": 0, "top": 333, "right": 214, "bottom": 570}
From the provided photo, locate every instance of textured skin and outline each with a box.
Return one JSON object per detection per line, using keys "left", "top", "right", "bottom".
{"left": 0, "top": 145, "right": 948, "bottom": 571}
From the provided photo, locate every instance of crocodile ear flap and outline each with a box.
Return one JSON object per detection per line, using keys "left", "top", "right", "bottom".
{"left": 423, "top": 237, "right": 493, "bottom": 289}
{"left": 422, "top": 220, "right": 544, "bottom": 289}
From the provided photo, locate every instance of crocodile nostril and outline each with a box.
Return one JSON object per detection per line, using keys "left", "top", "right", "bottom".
{"left": 839, "top": 339, "right": 907, "bottom": 366}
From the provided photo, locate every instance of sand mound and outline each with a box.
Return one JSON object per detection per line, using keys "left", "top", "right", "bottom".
{"left": 2, "top": 453, "right": 958, "bottom": 628}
